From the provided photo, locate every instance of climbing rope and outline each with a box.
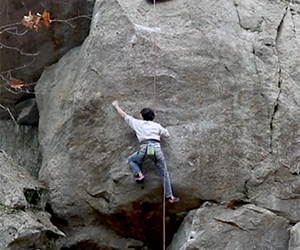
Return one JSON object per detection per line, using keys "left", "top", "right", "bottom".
{"left": 152, "top": 0, "right": 158, "bottom": 112}
{"left": 151, "top": 1, "right": 166, "bottom": 250}
{"left": 162, "top": 166, "right": 166, "bottom": 250}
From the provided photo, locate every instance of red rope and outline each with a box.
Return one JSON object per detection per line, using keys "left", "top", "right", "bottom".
{"left": 152, "top": 1, "right": 166, "bottom": 250}
{"left": 162, "top": 166, "right": 166, "bottom": 250}
{"left": 152, "top": 0, "right": 157, "bottom": 112}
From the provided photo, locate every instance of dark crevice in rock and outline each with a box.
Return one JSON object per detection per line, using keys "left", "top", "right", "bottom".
{"left": 213, "top": 218, "right": 246, "bottom": 231}
{"left": 24, "top": 188, "right": 42, "bottom": 206}
{"left": 226, "top": 199, "right": 250, "bottom": 210}
{"left": 243, "top": 180, "right": 249, "bottom": 200}
{"left": 275, "top": 7, "right": 288, "bottom": 46}
{"left": 205, "top": 199, "right": 251, "bottom": 210}
{"left": 269, "top": 82, "right": 282, "bottom": 153}
{"left": 81, "top": 200, "right": 189, "bottom": 250}
{"left": 232, "top": 1, "right": 262, "bottom": 32}
{"left": 289, "top": 7, "right": 297, "bottom": 33}
{"left": 233, "top": 2, "right": 245, "bottom": 31}
{"left": 61, "top": 240, "right": 102, "bottom": 250}
{"left": 270, "top": 8, "right": 287, "bottom": 153}
{"left": 23, "top": 187, "right": 49, "bottom": 209}
{"left": 224, "top": 65, "right": 230, "bottom": 73}
{"left": 86, "top": 189, "right": 111, "bottom": 205}
{"left": 89, "top": 65, "right": 101, "bottom": 77}
{"left": 214, "top": 218, "right": 246, "bottom": 231}
{"left": 252, "top": 45, "right": 272, "bottom": 142}
{"left": 252, "top": 46, "right": 262, "bottom": 87}
{"left": 290, "top": 2, "right": 300, "bottom": 18}
{"left": 45, "top": 203, "right": 69, "bottom": 228}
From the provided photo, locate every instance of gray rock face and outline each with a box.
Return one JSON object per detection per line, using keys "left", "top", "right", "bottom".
{"left": 289, "top": 222, "right": 300, "bottom": 250}
{"left": 288, "top": 223, "right": 300, "bottom": 250}
{"left": 30, "top": 0, "right": 300, "bottom": 248}
{"left": 0, "top": 120, "right": 41, "bottom": 177}
{"left": 0, "top": 150, "right": 44, "bottom": 209}
{"left": 0, "top": 150, "right": 65, "bottom": 250}
{"left": 0, "top": 210, "right": 64, "bottom": 250}
{"left": 168, "top": 204, "right": 290, "bottom": 250}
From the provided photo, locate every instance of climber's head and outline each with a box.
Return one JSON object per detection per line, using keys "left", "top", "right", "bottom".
{"left": 141, "top": 108, "right": 155, "bottom": 121}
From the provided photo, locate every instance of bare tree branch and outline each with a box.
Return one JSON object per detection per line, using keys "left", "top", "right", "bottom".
{"left": 51, "top": 14, "right": 92, "bottom": 28}
{"left": 0, "top": 41, "right": 40, "bottom": 56}
{"left": 0, "top": 104, "right": 17, "bottom": 125}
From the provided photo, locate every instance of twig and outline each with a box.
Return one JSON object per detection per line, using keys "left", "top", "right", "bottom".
{"left": 4, "top": 86, "right": 38, "bottom": 95}
{"left": 0, "top": 27, "right": 28, "bottom": 36}
{"left": 50, "top": 14, "right": 92, "bottom": 28}
{"left": 0, "top": 41, "right": 40, "bottom": 56}
{"left": 0, "top": 22, "right": 22, "bottom": 31}
{"left": 0, "top": 58, "right": 36, "bottom": 75}
{"left": 4, "top": 86, "right": 24, "bottom": 95}
{"left": 0, "top": 104, "right": 17, "bottom": 125}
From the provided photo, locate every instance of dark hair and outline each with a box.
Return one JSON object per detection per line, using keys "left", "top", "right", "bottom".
{"left": 141, "top": 108, "right": 155, "bottom": 121}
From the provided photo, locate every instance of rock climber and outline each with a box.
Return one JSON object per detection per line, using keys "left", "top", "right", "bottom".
{"left": 112, "top": 100, "right": 179, "bottom": 203}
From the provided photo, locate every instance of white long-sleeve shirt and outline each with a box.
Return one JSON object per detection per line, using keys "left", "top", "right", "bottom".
{"left": 124, "top": 115, "right": 169, "bottom": 142}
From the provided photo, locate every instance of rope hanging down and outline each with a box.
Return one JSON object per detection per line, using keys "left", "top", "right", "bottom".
{"left": 151, "top": 1, "right": 166, "bottom": 250}
{"left": 152, "top": 0, "right": 158, "bottom": 112}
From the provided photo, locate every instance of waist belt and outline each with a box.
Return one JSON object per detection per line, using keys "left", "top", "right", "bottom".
{"left": 140, "top": 139, "right": 160, "bottom": 144}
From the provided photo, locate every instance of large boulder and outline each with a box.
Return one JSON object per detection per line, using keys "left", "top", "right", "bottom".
{"left": 34, "top": 0, "right": 300, "bottom": 248}
{"left": 168, "top": 203, "right": 290, "bottom": 250}
{"left": 0, "top": 150, "right": 65, "bottom": 249}
{"left": 289, "top": 222, "right": 300, "bottom": 250}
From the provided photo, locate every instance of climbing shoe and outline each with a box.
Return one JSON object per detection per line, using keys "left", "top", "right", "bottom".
{"left": 134, "top": 173, "right": 144, "bottom": 183}
{"left": 167, "top": 196, "right": 180, "bottom": 203}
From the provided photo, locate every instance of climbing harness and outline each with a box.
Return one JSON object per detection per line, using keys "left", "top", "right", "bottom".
{"left": 146, "top": 143, "right": 155, "bottom": 156}
{"left": 141, "top": 139, "right": 160, "bottom": 157}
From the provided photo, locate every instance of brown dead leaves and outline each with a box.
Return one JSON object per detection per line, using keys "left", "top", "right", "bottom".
{"left": 22, "top": 10, "right": 51, "bottom": 31}
{"left": 9, "top": 79, "right": 24, "bottom": 90}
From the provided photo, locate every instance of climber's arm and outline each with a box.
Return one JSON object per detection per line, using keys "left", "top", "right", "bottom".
{"left": 112, "top": 100, "right": 127, "bottom": 118}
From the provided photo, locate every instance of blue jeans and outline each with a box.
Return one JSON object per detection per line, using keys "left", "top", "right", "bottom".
{"left": 127, "top": 143, "right": 173, "bottom": 198}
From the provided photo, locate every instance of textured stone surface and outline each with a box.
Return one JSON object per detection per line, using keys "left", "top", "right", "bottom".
{"left": 168, "top": 203, "right": 290, "bottom": 250}
{"left": 0, "top": 210, "right": 65, "bottom": 250}
{"left": 6, "top": 0, "right": 300, "bottom": 248}
{"left": 0, "top": 120, "right": 41, "bottom": 177}
{"left": 0, "top": 150, "right": 45, "bottom": 209}
{"left": 289, "top": 222, "right": 300, "bottom": 250}
{"left": 0, "top": 150, "right": 65, "bottom": 250}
